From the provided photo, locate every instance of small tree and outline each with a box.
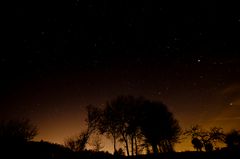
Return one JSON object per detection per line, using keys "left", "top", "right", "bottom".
{"left": 0, "top": 119, "right": 38, "bottom": 145}
{"left": 65, "top": 105, "right": 102, "bottom": 152}
{"left": 191, "top": 138, "right": 203, "bottom": 151}
{"left": 115, "top": 148, "right": 125, "bottom": 156}
{"left": 64, "top": 136, "right": 79, "bottom": 152}
{"left": 64, "top": 130, "right": 89, "bottom": 152}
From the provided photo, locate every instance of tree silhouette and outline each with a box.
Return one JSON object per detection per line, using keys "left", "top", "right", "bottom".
{"left": 185, "top": 125, "right": 207, "bottom": 151}
{"left": 97, "top": 102, "right": 120, "bottom": 154}
{"left": 0, "top": 118, "right": 38, "bottom": 157}
{"left": 65, "top": 105, "right": 102, "bottom": 152}
{"left": 64, "top": 136, "right": 79, "bottom": 152}
{"left": 64, "top": 130, "right": 89, "bottom": 152}
{"left": 115, "top": 148, "right": 125, "bottom": 156}
{"left": 185, "top": 125, "right": 225, "bottom": 151}
{"left": 124, "top": 96, "right": 145, "bottom": 156}
{"left": 76, "top": 131, "right": 89, "bottom": 151}
{"left": 106, "top": 96, "right": 145, "bottom": 156}
{"left": 97, "top": 96, "right": 181, "bottom": 156}
{"left": 191, "top": 138, "right": 203, "bottom": 151}
{"left": 204, "top": 142, "right": 213, "bottom": 152}
{"left": 225, "top": 130, "right": 240, "bottom": 150}
{"left": 207, "top": 127, "right": 225, "bottom": 151}
{"left": 139, "top": 100, "right": 181, "bottom": 154}
{"left": 0, "top": 119, "right": 38, "bottom": 145}
{"left": 85, "top": 105, "right": 101, "bottom": 135}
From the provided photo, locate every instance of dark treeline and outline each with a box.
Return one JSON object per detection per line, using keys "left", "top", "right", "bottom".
{"left": 0, "top": 95, "right": 240, "bottom": 159}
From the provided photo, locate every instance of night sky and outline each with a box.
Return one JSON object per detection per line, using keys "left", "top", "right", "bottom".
{"left": 1, "top": 1, "right": 240, "bottom": 151}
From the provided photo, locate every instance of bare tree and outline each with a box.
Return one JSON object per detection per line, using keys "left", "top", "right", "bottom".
{"left": 64, "top": 130, "right": 89, "bottom": 152}
{"left": 65, "top": 105, "right": 102, "bottom": 152}
{"left": 64, "top": 136, "right": 79, "bottom": 152}
{"left": 185, "top": 125, "right": 225, "bottom": 151}
{"left": 0, "top": 119, "right": 38, "bottom": 144}
{"left": 85, "top": 105, "right": 101, "bottom": 134}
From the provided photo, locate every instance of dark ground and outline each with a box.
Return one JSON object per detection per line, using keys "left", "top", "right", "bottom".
{"left": 1, "top": 141, "right": 239, "bottom": 159}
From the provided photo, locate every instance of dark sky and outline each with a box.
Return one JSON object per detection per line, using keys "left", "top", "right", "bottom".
{"left": 1, "top": 1, "right": 240, "bottom": 151}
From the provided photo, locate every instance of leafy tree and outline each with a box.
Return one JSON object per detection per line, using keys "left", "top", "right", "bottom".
{"left": 139, "top": 100, "right": 181, "bottom": 154}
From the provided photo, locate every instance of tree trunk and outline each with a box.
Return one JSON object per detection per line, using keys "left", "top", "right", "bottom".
{"left": 125, "top": 138, "right": 130, "bottom": 156}
{"left": 134, "top": 137, "right": 138, "bottom": 156}
{"left": 122, "top": 134, "right": 130, "bottom": 156}
{"left": 113, "top": 134, "right": 116, "bottom": 154}
{"left": 131, "top": 135, "right": 134, "bottom": 156}
{"left": 152, "top": 144, "right": 158, "bottom": 155}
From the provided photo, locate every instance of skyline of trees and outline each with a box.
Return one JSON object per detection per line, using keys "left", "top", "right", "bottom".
{"left": 0, "top": 95, "right": 239, "bottom": 156}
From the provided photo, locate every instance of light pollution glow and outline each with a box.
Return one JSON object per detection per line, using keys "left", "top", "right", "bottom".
{"left": 33, "top": 86, "right": 240, "bottom": 153}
